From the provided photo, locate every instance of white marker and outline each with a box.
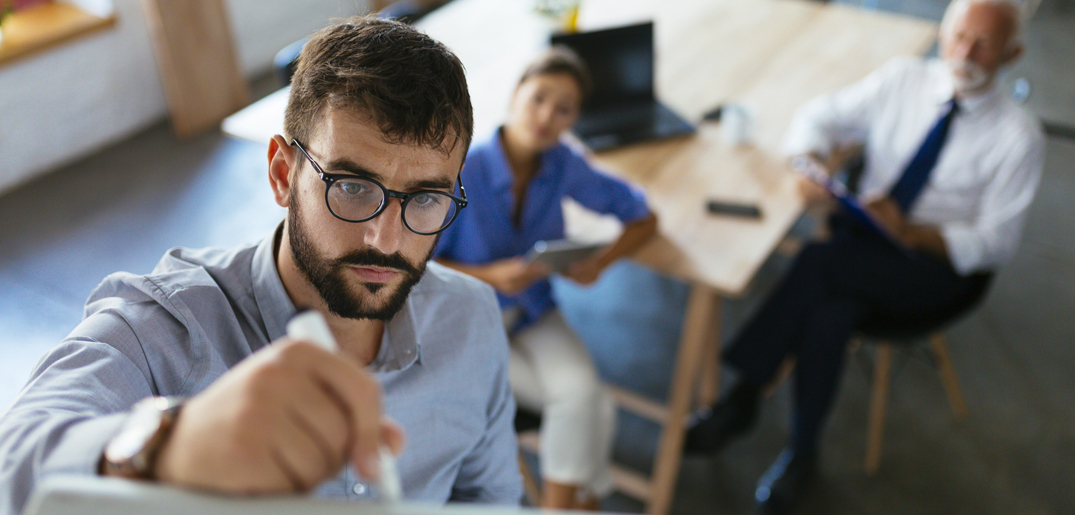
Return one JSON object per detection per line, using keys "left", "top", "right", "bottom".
{"left": 286, "top": 311, "right": 403, "bottom": 503}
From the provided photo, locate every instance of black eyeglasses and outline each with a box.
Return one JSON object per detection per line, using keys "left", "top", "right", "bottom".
{"left": 290, "top": 139, "right": 467, "bottom": 235}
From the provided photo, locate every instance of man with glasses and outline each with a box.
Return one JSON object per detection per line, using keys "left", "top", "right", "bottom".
{"left": 0, "top": 16, "right": 522, "bottom": 515}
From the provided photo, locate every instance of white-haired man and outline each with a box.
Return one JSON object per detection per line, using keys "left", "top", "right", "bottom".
{"left": 684, "top": 1, "right": 1044, "bottom": 513}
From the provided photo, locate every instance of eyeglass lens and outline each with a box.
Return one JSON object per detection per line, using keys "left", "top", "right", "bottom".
{"left": 327, "top": 177, "right": 459, "bottom": 234}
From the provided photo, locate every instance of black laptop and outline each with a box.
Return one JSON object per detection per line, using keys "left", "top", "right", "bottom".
{"left": 551, "top": 22, "right": 694, "bottom": 151}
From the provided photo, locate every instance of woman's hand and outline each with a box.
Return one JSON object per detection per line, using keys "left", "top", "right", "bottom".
{"left": 481, "top": 257, "right": 552, "bottom": 296}
{"left": 563, "top": 257, "right": 604, "bottom": 286}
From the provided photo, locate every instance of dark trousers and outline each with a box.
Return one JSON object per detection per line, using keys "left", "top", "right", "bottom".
{"left": 724, "top": 221, "right": 987, "bottom": 455}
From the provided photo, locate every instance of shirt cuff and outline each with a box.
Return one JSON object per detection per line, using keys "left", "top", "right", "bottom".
{"left": 939, "top": 223, "right": 985, "bottom": 275}
{"left": 784, "top": 131, "right": 832, "bottom": 158}
{"left": 40, "top": 413, "right": 128, "bottom": 479}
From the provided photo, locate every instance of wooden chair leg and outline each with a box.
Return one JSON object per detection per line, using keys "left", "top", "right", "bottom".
{"left": 929, "top": 333, "right": 968, "bottom": 421}
{"left": 865, "top": 342, "right": 894, "bottom": 475}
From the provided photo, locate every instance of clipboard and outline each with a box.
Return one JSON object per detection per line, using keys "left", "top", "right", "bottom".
{"left": 791, "top": 156, "right": 907, "bottom": 249}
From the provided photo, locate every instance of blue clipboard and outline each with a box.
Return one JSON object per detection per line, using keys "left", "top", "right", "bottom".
{"left": 791, "top": 156, "right": 908, "bottom": 250}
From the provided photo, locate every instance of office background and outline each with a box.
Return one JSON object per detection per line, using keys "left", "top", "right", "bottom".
{"left": 0, "top": 0, "right": 1071, "bottom": 513}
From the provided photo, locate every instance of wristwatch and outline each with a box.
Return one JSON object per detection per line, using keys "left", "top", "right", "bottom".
{"left": 100, "top": 396, "right": 185, "bottom": 479}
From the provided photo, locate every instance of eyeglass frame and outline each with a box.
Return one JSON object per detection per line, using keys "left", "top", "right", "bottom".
{"left": 289, "top": 138, "right": 468, "bottom": 235}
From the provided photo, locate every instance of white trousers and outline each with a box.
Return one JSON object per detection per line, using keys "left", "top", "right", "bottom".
{"left": 506, "top": 308, "right": 616, "bottom": 497}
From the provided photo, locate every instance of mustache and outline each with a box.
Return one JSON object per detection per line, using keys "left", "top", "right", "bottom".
{"left": 949, "top": 60, "right": 984, "bottom": 73}
{"left": 333, "top": 248, "right": 421, "bottom": 276}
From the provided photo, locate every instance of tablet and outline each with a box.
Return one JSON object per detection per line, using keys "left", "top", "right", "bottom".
{"left": 524, "top": 239, "right": 606, "bottom": 274}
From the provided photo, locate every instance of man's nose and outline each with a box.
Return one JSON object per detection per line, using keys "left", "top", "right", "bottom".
{"left": 955, "top": 39, "right": 977, "bottom": 60}
{"left": 363, "top": 199, "right": 406, "bottom": 255}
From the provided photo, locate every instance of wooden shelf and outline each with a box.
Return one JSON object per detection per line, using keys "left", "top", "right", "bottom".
{"left": 0, "top": 2, "right": 116, "bottom": 67}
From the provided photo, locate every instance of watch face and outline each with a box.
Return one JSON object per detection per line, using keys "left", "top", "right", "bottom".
{"left": 105, "top": 404, "right": 164, "bottom": 462}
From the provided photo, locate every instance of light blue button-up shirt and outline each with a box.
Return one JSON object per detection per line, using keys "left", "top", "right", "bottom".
{"left": 0, "top": 227, "right": 522, "bottom": 515}
{"left": 435, "top": 129, "right": 651, "bottom": 329}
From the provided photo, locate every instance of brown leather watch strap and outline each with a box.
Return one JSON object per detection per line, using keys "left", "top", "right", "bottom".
{"left": 100, "top": 396, "right": 185, "bottom": 480}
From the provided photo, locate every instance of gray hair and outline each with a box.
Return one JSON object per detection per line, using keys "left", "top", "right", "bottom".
{"left": 940, "top": 0, "right": 1034, "bottom": 50}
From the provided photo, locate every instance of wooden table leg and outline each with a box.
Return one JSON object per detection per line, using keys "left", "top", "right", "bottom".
{"left": 646, "top": 285, "right": 723, "bottom": 514}
{"left": 697, "top": 319, "right": 722, "bottom": 408}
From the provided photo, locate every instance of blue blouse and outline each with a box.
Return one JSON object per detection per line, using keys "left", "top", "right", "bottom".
{"left": 435, "top": 128, "right": 651, "bottom": 329}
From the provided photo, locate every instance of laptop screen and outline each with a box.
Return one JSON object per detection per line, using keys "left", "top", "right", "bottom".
{"left": 551, "top": 22, "right": 655, "bottom": 110}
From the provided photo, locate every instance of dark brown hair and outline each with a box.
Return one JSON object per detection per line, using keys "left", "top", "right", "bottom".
{"left": 284, "top": 15, "right": 473, "bottom": 155}
{"left": 518, "top": 45, "right": 592, "bottom": 100}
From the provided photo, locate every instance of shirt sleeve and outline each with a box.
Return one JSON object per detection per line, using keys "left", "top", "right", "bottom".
{"left": 0, "top": 310, "right": 157, "bottom": 515}
{"left": 940, "top": 122, "right": 1045, "bottom": 274}
{"left": 563, "top": 148, "right": 651, "bottom": 224}
{"left": 448, "top": 287, "right": 523, "bottom": 505}
{"left": 781, "top": 57, "right": 907, "bottom": 158}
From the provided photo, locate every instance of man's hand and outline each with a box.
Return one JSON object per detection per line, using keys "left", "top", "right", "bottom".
{"left": 789, "top": 154, "right": 835, "bottom": 206}
{"left": 480, "top": 257, "right": 551, "bottom": 296}
{"left": 864, "top": 196, "right": 950, "bottom": 260}
{"left": 864, "top": 196, "right": 907, "bottom": 238}
{"left": 151, "top": 339, "right": 405, "bottom": 494}
{"left": 796, "top": 175, "right": 832, "bottom": 205}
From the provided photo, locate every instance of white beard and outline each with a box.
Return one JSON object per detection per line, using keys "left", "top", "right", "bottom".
{"left": 946, "top": 59, "right": 991, "bottom": 93}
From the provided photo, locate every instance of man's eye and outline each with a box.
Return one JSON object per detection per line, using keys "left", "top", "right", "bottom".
{"left": 337, "top": 180, "right": 370, "bottom": 196}
{"left": 411, "top": 193, "right": 442, "bottom": 207}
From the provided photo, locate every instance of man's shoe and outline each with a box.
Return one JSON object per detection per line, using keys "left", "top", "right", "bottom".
{"left": 683, "top": 397, "right": 757, "bottom": 455}
{"left": 754, "top": 448, "right": 817, "bottom": 515}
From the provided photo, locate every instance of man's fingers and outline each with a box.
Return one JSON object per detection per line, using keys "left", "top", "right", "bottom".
{"left": 285, "top": 395, "right": 348, "bottom": 479}
{"left": 302, "top": 352, "right": 385, "bottom": 481}
{"left": 381, "top": 417, "right": 407, "bottom": 456}
{"left": 269, "top": 415, "right": 332, "bottom": 491}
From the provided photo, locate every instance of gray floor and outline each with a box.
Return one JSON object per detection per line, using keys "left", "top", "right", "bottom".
{"left": 1, "top": 0, "right": 1073, "bottom": 514}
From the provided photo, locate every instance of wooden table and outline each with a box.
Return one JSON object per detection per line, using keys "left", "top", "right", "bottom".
{"left": 222, "top": 1, "right": 937, "bottom": 512}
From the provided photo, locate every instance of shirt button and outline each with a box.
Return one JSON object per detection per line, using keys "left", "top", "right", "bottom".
{"left": 353, "top": 483, "right": 367, "bottom": 495}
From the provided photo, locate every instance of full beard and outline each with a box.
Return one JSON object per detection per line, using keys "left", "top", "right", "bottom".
{"left": 288, "top": 194, "right": 435, "bottom": 321}
{"left": 946, "top": 59, "right": 990, "bottom": 93}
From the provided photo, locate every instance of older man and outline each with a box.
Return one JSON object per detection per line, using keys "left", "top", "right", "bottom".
{"left": 685, "top": 1, "right": 1044, "bottom": 513}
{"left": 0, "top": 16, "right": 522, "bottom": 515}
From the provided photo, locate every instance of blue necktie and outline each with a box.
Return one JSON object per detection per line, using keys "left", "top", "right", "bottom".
{"left": 889, "top": 99, "right": 959, "bottom": 212}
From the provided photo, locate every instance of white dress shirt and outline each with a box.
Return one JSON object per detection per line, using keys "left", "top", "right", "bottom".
{"left": 782, "top": 56, "right": 1045, "bottom": 275}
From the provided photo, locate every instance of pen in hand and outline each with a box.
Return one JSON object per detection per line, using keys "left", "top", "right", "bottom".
{"left": 286, "top": 310, "right": 403, "bottom": 503}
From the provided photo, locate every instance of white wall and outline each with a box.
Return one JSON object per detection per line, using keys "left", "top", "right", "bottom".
{"left": 0, "top": 0, "right": 363, "bottom": 196}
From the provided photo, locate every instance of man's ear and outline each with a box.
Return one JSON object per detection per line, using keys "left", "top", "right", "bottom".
{"left": 1003, "top": 43, "right": 1023, "bottom": 66}
{"left": 268, "top": 135, "right": 294, "bottom": 209}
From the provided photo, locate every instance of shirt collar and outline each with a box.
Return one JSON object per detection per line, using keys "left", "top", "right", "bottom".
{"left": 251, "top": 223, "right": 296, "bottom": 345}
{"left": 931, "top": 58, "right": 1002, "bottom": 115}
{"left": 252, "top": 222, "right": 422, "bottom": 373}
{"left": 371, "top": 296, "right": 422, "bottom": 373}
{"left": 486, "top": 127, "right": 559, "bottom": 191}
